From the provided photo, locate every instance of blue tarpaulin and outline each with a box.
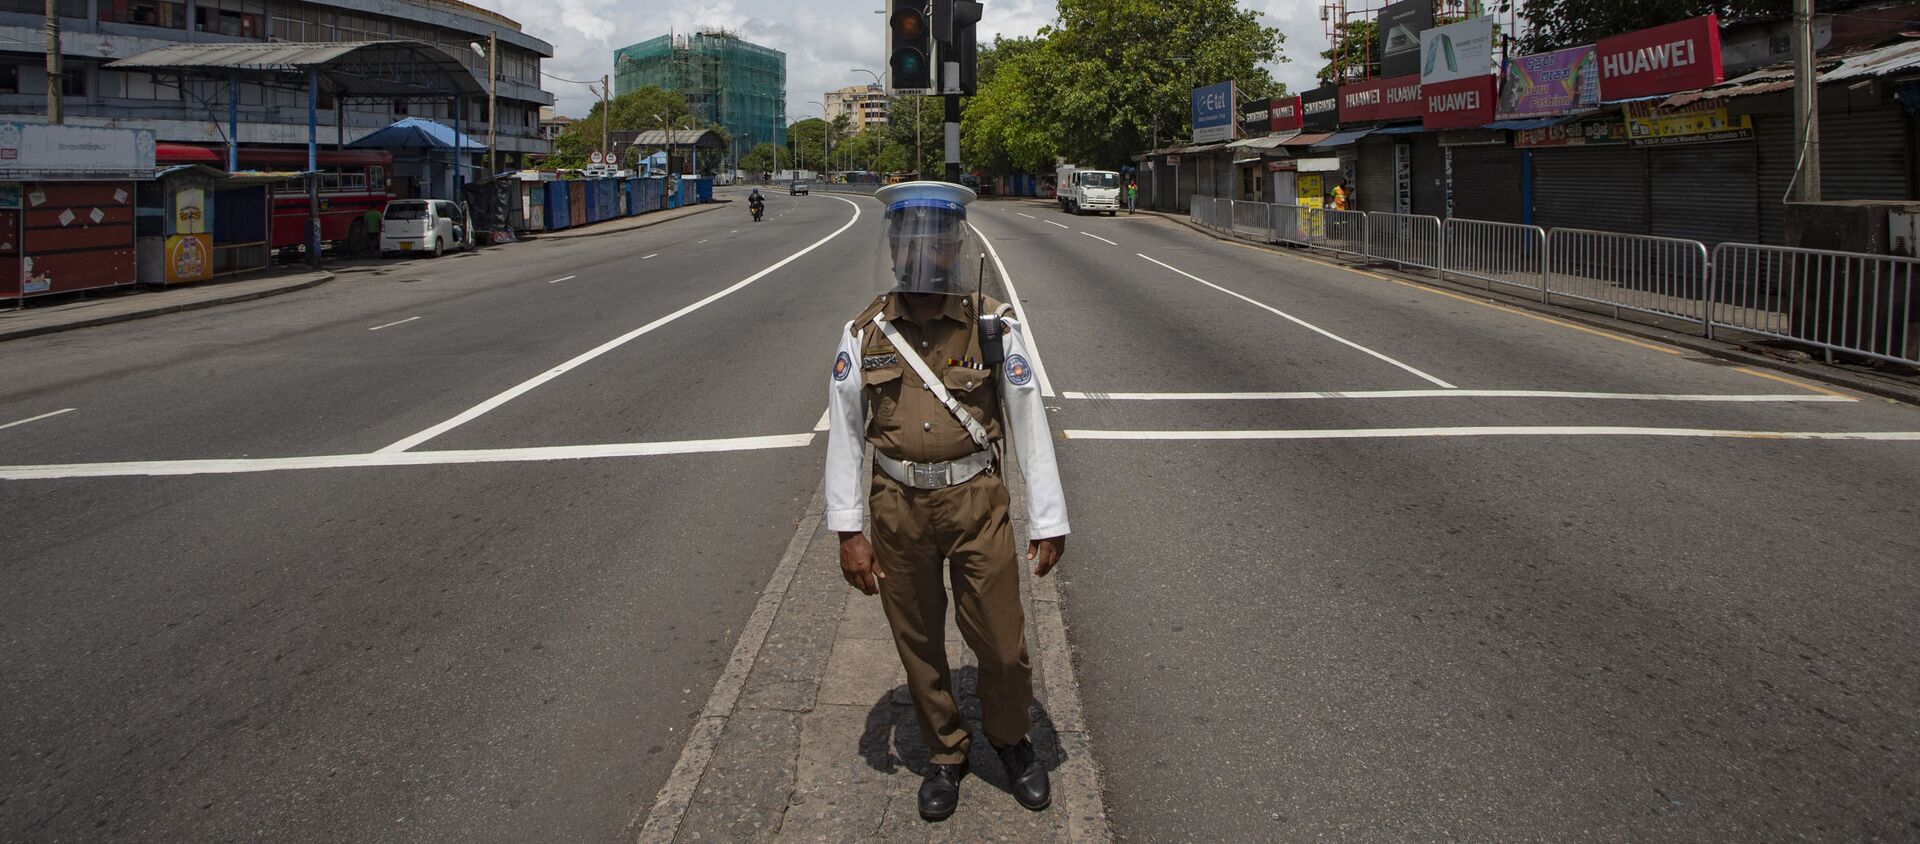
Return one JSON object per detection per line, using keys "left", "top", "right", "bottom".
{"left": 348, "top": 117, "right": 487, "bottom": 151}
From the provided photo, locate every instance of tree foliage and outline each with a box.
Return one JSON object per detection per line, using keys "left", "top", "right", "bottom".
{"left": 739, "top": 142, "right": 791, "bottom": 175}
{"left": 547, "top": 86, "right": 694, "bottom": 169}
{"left": 963, "top": 0, "right": 1285, "bottom": 173}
{"left": 1504, "top": 0, "right": 1789, "bottom": 53}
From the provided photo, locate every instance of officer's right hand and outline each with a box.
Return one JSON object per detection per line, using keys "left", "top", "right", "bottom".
{"left": 838, "top": 532, "right": 884, "bottom": 595}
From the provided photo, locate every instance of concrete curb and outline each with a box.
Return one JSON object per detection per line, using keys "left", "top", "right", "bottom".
{"left": 0, "top": 271, "right": 334, "bottom": 344}
{"left": 526, "top": 202, "right": 725, "bottom": 242}
{"left": 1155, "top": 211, "right": 1920, "bottom": 407}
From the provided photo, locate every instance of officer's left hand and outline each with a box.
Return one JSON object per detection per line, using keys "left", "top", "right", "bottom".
{"left": 1027, "top": 536, "right": 1066, "bottom": 577}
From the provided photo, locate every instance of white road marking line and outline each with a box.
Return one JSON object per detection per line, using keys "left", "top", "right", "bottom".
{"left": 697, "top": 239, "right": 709, "bottom": 244}
{"left": 367, "top": 316, "right": 420, "bottom": 331}
{"left": 0, "top": 408, "right": 75, "bottom": 431}
{"left": 1044, "top": 220, "right": 1071, "bottom": 229}
{"left": 730, "top": 229, "right": 739, "bottom": 234}
{"left": 813, "top": 407, "right": 831, "bottom": 432}
{"left": 1062, "top": 426, "right": 1920, "bottom": 443}
{"left": 379, "top": 195, "right": 866, "bottom": 453}
{"left": 970, "top": 222, "right": 1056, "bottom": 398}
{"left": 1017, "top": 212, "right": 1036, "bottom": 219}
{"left": 0, "top": 434, "right": 817, "bottom": 481}
{"left": 1137, "top": 253, "right": 1457, "bottom": 389}
{"left": 642, "top": 253, "right": 659, "bottom": 259}
{"left": 1079, "top": 231, "right": 1119, "bottom": 246}
{"left": 1060, "top": 389, "right": 1858, "bottom": 403}
{"left": 546, "top": 275, "right": 577, "bottom": 285}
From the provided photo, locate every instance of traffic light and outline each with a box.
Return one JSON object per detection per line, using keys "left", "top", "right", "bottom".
{"left": 951, "top": 0, "right": 981, "bottom": 96}
{"left": 889, "top": 0, "right": 933, "bottom": 94}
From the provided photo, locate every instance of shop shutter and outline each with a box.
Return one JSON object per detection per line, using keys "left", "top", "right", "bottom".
{"left": 1448, "top": 144, "right": 1525, "bottom": 223}
{"left": 1533, "top": 145, "right": 1649, "bottom": 235}
{"left": 1754, "top": 111, "right": 1795, "bottom": 246}
{"left": 1356, "top": 137, "right": 1395, "bottom": 212}
{"left": 19, "top": 182, "right": 136, "bottom": 296}
{"left": 1410, "top": 134, "right": 1447, "bottom": 217}
{"left": 1819, "top": 106, "right": 1909, "bottom": 201}
{"left": 1650, "top": 142, "right": 1759, "bottom": 245}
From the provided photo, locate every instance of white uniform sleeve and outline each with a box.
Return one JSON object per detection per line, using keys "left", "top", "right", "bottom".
{"left": 823, "top": 322, "right": 869, "bottom": 533}
{"left": 998, "top": 317, "right": 1070, "bottom": 538}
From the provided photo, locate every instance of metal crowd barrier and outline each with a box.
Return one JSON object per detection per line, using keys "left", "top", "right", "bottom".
{"left": 1231, "top": 200, "right": 1272, "bottom": 240}
{"left": 1711, "top": 243, "right": 1920, "bottom": 366}
{"left": 1443, "top": 219, "right": 1547, "bottom": 296}
{"left": 1547, "top": 228, "right": 1712, "bottom": 325}
{"left": 1365, "top": 212, "right": 1442, "bottom": 273}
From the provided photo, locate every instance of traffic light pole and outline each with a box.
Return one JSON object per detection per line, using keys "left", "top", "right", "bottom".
{"left": 943, "top": 92, "right": 960, "bottom": 183}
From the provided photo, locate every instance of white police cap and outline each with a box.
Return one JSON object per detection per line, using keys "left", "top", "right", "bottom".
{"left": 876, "top": 180, "right": 977, "bottom": 218}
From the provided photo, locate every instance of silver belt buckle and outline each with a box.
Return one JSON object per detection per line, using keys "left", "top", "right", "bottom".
{"left": 910, "top": 461, "right": 950, "bottom": 489}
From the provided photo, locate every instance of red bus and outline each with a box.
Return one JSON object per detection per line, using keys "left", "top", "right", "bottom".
{"left": 156, "top": 143, "right": 394, "bottom": 254}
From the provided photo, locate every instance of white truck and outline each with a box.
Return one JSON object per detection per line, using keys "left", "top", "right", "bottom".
{"left": 1056, "top": 165, "right": 1122, "bottom": 216}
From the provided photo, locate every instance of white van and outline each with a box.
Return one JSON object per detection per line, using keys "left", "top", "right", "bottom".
{"left": 379, "top": 199, "right": 473, "bottom": 258}
{"left": 1065, "top": 169, "right": 1121, "bottom": 216}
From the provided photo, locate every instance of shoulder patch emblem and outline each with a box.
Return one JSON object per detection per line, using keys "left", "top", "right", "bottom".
{"left": 1005, "top": 353, "right": 1033, "bottom": 386}
{"left": 833, "top": 351, "right": 853, "bottom": 381}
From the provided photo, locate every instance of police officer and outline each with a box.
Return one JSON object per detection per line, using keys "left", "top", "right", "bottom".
{"left": 822, "top": 181, "right": 1070, "bottom": 821}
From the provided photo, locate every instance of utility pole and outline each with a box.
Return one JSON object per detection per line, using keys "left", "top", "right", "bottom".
{"left": 486, "top": 30, "right": 498, "bottom": 176}
{"left": 600, "top": 74, "right": 610, "bottom": 162}
{"left": 1790, "top": 0, "right": 1821, "bottom": 201}
{"left": 45, "top": 0, "right": 62, "bottom": 124}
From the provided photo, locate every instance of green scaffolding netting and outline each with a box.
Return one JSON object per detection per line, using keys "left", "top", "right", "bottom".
{"left": 615, "top": 32, "right": 788, "bottom": 154}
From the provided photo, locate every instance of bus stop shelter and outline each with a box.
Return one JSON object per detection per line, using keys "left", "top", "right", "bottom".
{"left": 107, "top": 41, "right": 486, "bottom": 267}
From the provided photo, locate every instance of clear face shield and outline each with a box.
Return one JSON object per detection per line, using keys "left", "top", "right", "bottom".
{"left": 885, "top": 203, "right": 985, "bottom": 298}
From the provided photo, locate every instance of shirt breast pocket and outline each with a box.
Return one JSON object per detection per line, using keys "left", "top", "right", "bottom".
{"left": 864, "top": 365, "right": 905, "bottom": 422}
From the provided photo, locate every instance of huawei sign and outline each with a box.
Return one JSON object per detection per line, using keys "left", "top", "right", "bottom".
{"left": 1597, "top": 15, "right": 1725, "bottom": 100}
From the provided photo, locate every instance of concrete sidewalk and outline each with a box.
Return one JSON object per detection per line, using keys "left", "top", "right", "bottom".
{"left": 0, "top": 269, "right": 332, "bottom": 343}
{"left": 638, "top": 466, "right": 1111, "bottom": 844}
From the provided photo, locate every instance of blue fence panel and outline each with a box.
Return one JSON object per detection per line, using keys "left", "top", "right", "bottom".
{"left": 583, "top": 179, "right": 600, "bottom": 224}
{"left": 637, "top": 178, "right": 664, "bottom": 212}
{"left": 694, "top": 178, "right": 713, "bottom": 204}
{"left": 544, "top": 181, "right": 570, "bottom": 230}
{"left": 598, "top": 178, "right": 618, "bottom": 220}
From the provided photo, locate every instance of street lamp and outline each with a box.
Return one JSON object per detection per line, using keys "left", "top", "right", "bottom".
{"left": 851, "top": 67, "right": 890, "bottom": 174}
{"left": 808, "top": 99, "right": 832, "bottom": 181}
{"left": 469, "top": 34, "right": 498, "bottom": 175}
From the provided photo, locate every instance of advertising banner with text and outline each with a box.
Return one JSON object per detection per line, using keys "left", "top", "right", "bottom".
{"left": 1340, "top": 74, "right": 1424, "bottom": 123}
{"left": 1624, "top": 101, "right": 1753, "bottom": 146}
{"left": 1597, "top": 15, "right": 1725, "bottom": 100}
{"left": 1301, "top": 85, "right": 1340, "bottom": 132}
{"left": 1423, "top": 75, "right": 1496, "bottom": 130}
{"left": 1499, "top": 45, "right": 1601, "bottom": 118}
{"left": 1270, "top": 96, "right": 1302, "bottom": 132}
{"left": 1421, "top": 17, "right": 1494, "bottom": 85}
{"left": 1515, "top": 115, "right": 1629, "bottom": 148}
{"left": 1378, "top": 0, "right": 1435, "bottom": 78}
{"left": 1192, "top": 82, "right": 1238, "bottom": 143}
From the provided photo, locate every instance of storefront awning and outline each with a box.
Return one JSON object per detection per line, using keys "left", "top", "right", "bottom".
{"left": 1228, "top": 133, "right": 1296, "bottom": 150}
{"left": 1371, "top": 124, "right": 1426, "bottom": 135}
{"left": 349, "top": 118, "right": 487, "bottom": 151}
{"left": 1482, "top": 117, "right": 1569, "bottom": 131}
{"left": 1278, "top": 132, "right": 1332, "bottom": 147}
{"left": 1312, "top": 128, "right": 1376, "bottom": 147}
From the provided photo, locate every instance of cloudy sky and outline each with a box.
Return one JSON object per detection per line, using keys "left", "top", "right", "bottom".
{"left": 467, "top": 0, "right": 1332, "bottom": 121}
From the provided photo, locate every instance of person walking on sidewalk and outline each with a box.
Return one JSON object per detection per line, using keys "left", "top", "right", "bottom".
{"left": 822, "top": 180, "right": 1071, "bottom": 822}
{"left": 1126, "top": 177, "right": 1138, "bottom": 214}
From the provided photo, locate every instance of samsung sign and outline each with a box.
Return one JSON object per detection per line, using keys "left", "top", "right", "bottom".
{"left": 1300, "top": 85, "right": 1340, "bottom": 132}
{"left": 1191, "top": 82, "right": 1237, "bottom": 143}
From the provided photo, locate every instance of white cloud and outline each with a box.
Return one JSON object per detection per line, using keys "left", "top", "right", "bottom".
{"left": 467, "top": 0, "right": 1332, "bottom": 121}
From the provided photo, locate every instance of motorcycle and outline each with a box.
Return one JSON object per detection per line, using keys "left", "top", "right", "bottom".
{"left": 750, "top": 200, "right": 764, "bottom": 222}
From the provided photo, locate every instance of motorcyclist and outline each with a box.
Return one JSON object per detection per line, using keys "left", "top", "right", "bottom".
{"left": 749, "top": 188, "right": 765, "bottom": 221}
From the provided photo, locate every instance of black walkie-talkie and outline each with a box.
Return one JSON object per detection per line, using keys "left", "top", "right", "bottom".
{"left": 975, "top": 254, "right": 1006, "bottom": 366}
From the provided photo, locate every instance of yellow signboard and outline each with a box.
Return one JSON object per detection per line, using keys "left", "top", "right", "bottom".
{"left": 1624, "top": 103, "right": 1754, "bottom": 147}
{"left": 174, "top": 187, "right": 205, "bottom": 234}
{"left": 165, "top": 234, "right": 212, "bottom": 284}
{"left": 1296, "top": 174, "right": 1324, "bottom": 239}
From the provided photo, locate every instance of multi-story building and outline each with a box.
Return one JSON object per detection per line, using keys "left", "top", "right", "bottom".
{"left": 613, "top": 30, "right": 785, "bottom": 154}
{"left": 824, "top": 83, "right": 887, "bottom": 131}
{"left": 0, "top": 0, "right": 554, "bottom": 163}
{"left": 538, "top": 106, "right": 572, "bottom": 142}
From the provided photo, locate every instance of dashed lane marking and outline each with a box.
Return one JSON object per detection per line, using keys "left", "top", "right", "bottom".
{"left": 1045, "top": 220, "right": 1071, "bottom": 229}
{"left": 1017, "top": 212, "right": 1036, "bottom": 219}
{"left": 1080, "top": 231, "right": 1119, "bottom": 246}
{"left": 642, "top": 253, "right": 659, "bottom": 259}
{"left": 1137, "top": 253, "right": 1457, "bottom": 389}
{"left": 546, "top": 276, "right": 577, "bottom": 285}
{"left": 368, "top": 316, "right": 421, "bottom": 331}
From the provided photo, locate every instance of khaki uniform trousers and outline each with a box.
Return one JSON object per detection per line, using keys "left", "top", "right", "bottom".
{"left": 870, "top": 466, "right": 1032, "bottom": 764}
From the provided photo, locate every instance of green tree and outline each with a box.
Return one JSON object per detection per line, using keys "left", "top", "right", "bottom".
{"left": 963, "top": 0, "right": 1286, "bottom": 174}
{"left": 1502, "top": 0, "right": 1788, "bottom": 53}
{"left": 1317, "top": 19, "right": 1379, "bottom": 84}
{"left": 788, "top": 118, "right": 827, "bottom": 172}
{"left": 547, "top": 86, "right": 695, "bottom": 169}
{"left": 738, "top": 142, "right": 790, "bottom": 175}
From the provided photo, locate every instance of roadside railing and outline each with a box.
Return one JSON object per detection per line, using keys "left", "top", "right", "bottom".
{"left": 1366, "top": 212, "right": 1442, "bottom": 273}
{"left": 1231, "top": 200, "right": 1271, "bottom": 240}
{"left": 1547, "top": 228, "right": 1712, "bottom": 325}
{"left": 1443, "top": 219, "right": 1546, "bottom": 296}
{"left": 1712, "top": 243, "right": 1920, "bottom": 365}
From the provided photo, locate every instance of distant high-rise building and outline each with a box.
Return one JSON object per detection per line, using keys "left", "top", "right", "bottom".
{"left": 825, "top": 84, "right": 890, "bottom": 131}
{"left": 614, "top": 31, "right": 787, "bottom": 154}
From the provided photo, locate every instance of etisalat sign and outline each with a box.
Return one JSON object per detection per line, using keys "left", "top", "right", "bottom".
{"left": 1191, "top": 81, "right": 1238, "bottom": 143}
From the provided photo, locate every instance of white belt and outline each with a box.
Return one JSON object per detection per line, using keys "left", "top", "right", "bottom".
{"left": 874, "top": 450, "right": 993, "bottom": 490}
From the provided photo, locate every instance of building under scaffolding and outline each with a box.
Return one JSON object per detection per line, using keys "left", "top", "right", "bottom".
{"left": 614, "top": 31, "right": 787, "bottom": 157}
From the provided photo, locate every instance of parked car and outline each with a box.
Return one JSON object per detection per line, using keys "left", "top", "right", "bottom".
{"left": 790, "top": 181, "right": 810, "bottom": 196}
{"left": 379, "top": 199, "right": 473, "bottom": 258}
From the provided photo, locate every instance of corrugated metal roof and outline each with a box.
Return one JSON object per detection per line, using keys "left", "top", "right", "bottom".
{"left": 1313, "top": 128, "right": 1376, "bottom": 147}
{"left": 627, "top": 129, "right": 725, "bottom": 146}
{"left": 1663, "top": 39, "right": 1920, "bottom": 107}
{"left": 348, "top": 118, "right": 487, "bottom": 151}
{"left": 1278, "top": 132, "right": 1332, "bottom": 147}
{"left": 108, "top": 41, "right": 485, "bottom": 98}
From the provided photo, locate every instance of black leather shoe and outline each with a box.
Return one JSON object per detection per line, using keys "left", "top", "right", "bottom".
{"left": 994, "top": 739, "right": 1050, "bottom": 811}
{"left": 918, "top": 762, "right": 967, "bottom": 821}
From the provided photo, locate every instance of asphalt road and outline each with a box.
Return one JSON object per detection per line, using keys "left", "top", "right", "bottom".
{"left": 5, "top": 189, "right": 1918, "bottom": 841}
{"left": 967, "top": 200, "right": 1920, "bottom": 841}
{"left": 0, "top": 190, "right": 887, "bottom": 840}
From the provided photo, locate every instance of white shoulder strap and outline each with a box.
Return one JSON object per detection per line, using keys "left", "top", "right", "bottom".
{"left": 873, "top": 316, "right": 990, "bottom": 449}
